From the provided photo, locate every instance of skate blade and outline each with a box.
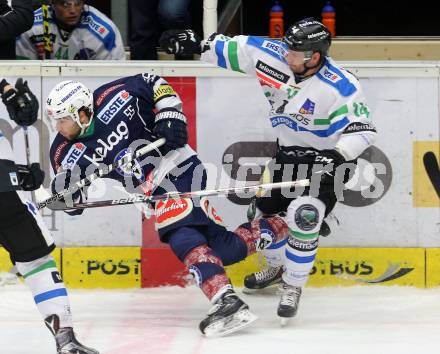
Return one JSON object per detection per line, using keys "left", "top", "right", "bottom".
{"left": 242, "top": 281, "right": 282, "bottom": 295}
{"left": 242, "top": 287, "right": 259, "bottom": 294}
{"left": 279, "top": 317, "right": 291, "bottom": 327}
{"left": 204, "top": 309, "right": 258, "bottom": 337}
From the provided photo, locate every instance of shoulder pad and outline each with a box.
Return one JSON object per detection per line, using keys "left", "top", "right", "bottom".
{"left": 80, "top": 10, "right": 117, "bottom": 51}
{"left": 34, "top": 6, "right": 55, "bottom": 26}
{"left": 246, "top": 36, "right": 287, "bottom": 64}
{"left": 316, "top": 59, "right": 357, "bottom": 97}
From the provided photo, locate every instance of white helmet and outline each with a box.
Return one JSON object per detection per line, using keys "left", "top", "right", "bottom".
{"left": 46, "top": 80, "right": 94, "bottom": 134}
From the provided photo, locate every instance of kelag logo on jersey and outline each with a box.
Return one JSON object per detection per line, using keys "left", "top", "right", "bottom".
{"left": 299, "top": 99, "right": 316, "bottom": 115}
{"left": 114, "top": 148, "right": 145, "bottom": 181}
{"left": 97, "top": 90, "right": 132, "bottom": 125}
{"left": 84, "top": 121, "right": 129, "bottom": 165}
{"left": 61, "top": 142, "right": 86, "bottom": 170}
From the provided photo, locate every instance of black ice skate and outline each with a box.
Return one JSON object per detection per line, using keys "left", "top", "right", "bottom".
{"left": 44, "top": 315, "right": 99, "bottom": 354}
{"left": 277, "top": 281, "right": 302, "bottom": 326}
{"left": 319, "top": 219, "right": 331, "bottom": 237}
{"left": 243, "top": 265, "right": 284, "bottom": 293}
{"left": 199, "top": 289, "right": 258, "bottom": 337}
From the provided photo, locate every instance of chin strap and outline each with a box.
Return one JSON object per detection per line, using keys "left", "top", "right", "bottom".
{"left": 294, "top": 53, "right": 327, "bottom": 82}
{"left": 294, "top": 61, "right": 325, "bottom": 83}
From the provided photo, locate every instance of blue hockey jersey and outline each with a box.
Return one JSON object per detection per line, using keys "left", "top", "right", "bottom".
{"left": 49, "top": 73, "right": 196, "bottom": 190}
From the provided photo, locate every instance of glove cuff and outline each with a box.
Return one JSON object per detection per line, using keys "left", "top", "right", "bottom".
{"left": 0, "top": 79, "right": 9, "bottom": 93}
{"left": 1, "top": 87, "right": 17, "bottom": 106}
{"left": 154, "top": 108, "right": 187, "bottom": 124}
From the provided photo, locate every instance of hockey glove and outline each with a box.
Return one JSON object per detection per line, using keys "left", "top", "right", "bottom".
{"left": 313, "top": 149, "right": 346, "bottom": 185}
{"left": 0, "top": 78, "right": 39, "bottom": 126}
{"left": 50, "top": 170, "right": 85, "bottom": 215}
{"left": 16, "top": 163, "right": 45, "bottom": 191}
{"left": 153, "top": 108, "right": 188, "bottom": 154}
{"left": 159, "top": 29, "right": 202, "bottom": 55}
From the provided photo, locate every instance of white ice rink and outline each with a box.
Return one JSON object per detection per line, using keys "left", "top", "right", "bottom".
{"left": 1, "top": 282, "right": 440, "bottom": 354}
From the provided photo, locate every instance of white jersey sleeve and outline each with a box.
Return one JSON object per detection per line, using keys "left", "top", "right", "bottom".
{"left": 201, "top": 34, "right": 258, "bottom": 76}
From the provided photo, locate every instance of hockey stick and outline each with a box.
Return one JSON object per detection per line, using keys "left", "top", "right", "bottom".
{"left": 36, "top": 138, "right": 165, "bottom": 210}
{"left": 42, "top": 4, "right": 52, "bottom": 59}
{"left": 46, "top": 179, "right": 311, "bottom": 210}
{"left": 22, "top": 126, "right": 37, "bottom": 203}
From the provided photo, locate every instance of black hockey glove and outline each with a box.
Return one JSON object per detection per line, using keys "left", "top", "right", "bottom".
{"left": 50, "top": 170, "right": 85, "bottom": 215}
{"left": 313, "top": 149, "right": 346, "bottom": 185}
{"left": 153, "top": 108, "right": 188, "bottom": 155}
{"left": 0, "top": 78, "right": 39, "bottom": 126}
{"left": 159, "top": 29, "right": 202, "bottom": 55}
{"left": 16, "top": 163, "right": 45, "bottom": 191}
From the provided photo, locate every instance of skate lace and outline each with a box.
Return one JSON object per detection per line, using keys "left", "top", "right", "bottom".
{"left": 255, "top": 266, "right": 280, "bottom": 282}
{"left": 280, "top": 284, "right": 301, "bottom": 306}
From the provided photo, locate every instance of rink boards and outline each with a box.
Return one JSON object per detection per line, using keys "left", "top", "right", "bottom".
{"left": 0, "top": 61, "right": 439, "bottom": 289}
{"left": 3, "top": 247, "right": 440, "bottom": 288}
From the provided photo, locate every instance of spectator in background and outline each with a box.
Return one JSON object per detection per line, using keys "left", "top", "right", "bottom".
{"left": 16, "top": 0, "right": 125, "bottom": 60}
{"left": 0, "top": 0, "right": 34, "bottom": 59}
{"left": 129, "top": 0, "right": 191, "bottom": 60}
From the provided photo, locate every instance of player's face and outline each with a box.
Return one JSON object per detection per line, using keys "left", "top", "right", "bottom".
{"left": 285, "top": 50, "right": 322, "bottom": 76}
{"left": 53, "top": 0, "right": 84, "bottom": 27}
{"left": 284, "top": 50, "right": 308, "bottom": 73}
{"left": 55, "top": 117, "right": 81, "bottom": 140}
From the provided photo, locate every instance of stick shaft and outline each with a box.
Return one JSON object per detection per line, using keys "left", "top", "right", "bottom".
{"left": 37, "top": 138, "right": 165, "bottom": 210}
{"left": 48, "top": 179, "right": 310, "bottom": 210}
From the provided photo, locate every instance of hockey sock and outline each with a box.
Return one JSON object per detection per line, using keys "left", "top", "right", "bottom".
{"left": 283, "top": 197, "right": 325, "bottom": 287}
{"left": 234, "top": 216, "right": 288, "bottom": 256}
{"left": 15, "top": 254, "right": 73, "bottom": 328}
{"left": 184, "top": 244, "right": 231, "bottom": 301}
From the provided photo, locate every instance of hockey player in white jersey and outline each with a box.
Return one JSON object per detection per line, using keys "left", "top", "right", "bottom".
{"left": 16, "top": 0, "right": 125, "bottom": 60}
{"left": 0, "top": 78, "right": 99, "bottom": 353}
{"left": 160, "top": 18, "right": 378, "bottom": 324}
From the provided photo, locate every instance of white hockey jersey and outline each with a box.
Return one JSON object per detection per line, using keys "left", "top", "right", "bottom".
{"left": 201, "top": 35, "right": 377, "bottom": 160}
{"left": 16, "top": 5, "right": 125, "bottom": 60}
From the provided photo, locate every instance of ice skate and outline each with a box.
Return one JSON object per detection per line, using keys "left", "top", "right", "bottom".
{"left": 45, "top": 315, "right": 99, "bottom": 354}
{"left": 199, "top": 289, "right": 258, "bottom": 337}
{"left": 243, "top": 265, "right": 283, "bottom": 294}
{"left": 277, "top": 281, "right": 302, "bottom": 326}
{"left": 319, "top": 219, "right": 331, "bottom": 237}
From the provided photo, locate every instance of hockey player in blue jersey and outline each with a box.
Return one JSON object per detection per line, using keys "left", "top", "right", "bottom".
{"left": 160, "top": 18, "right": 378, "bottom": 324}
{"left": 46, "top": 73, "right": 290, "bottom": 337}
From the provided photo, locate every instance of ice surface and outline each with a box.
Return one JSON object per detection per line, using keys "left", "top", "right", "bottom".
{"left": 1, "top": 282, "right": 439, "bottom": 354}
